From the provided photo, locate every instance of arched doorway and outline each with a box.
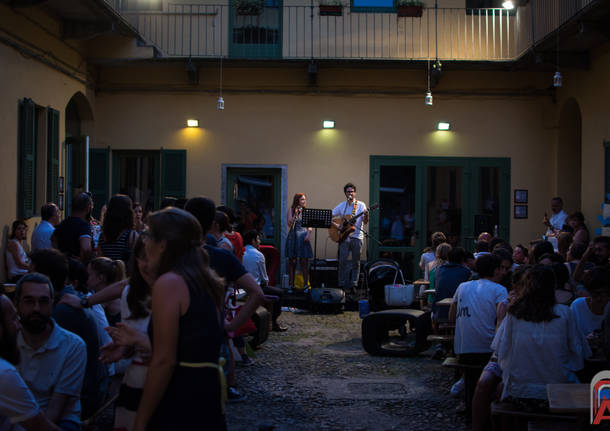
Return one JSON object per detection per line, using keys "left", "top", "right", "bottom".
{"left": 65, "top": 92, "right": 95, "bottom": 215}
{"left": 557, "top": 98, "right": 582, "bottom": 213}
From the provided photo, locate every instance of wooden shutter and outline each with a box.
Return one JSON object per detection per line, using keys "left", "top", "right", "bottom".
{"left": 605, "top": 142, "right": 610, "bottom": 203}
{"left": 46, "top": 108, "right": 60, "bottom": 204}
{"left": 160, "top": 149, "right": 186, "bottom": 199}
{"left": 89, "top": 147, "right": 110, "bottom": 220}
{"left": 18, "top": 98, "right": 36, "bottom": 219}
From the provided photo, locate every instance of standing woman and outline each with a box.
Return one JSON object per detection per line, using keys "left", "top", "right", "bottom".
{"left": 285, "top": 193, "right": 313, "bottom": 290}
{"left": 6, "top": 220, "right": 30, "bottom": 282}
{"left": 99, "top": 194, "right": 138, "bottom": 268}
{"left": 133, "top": 208, "right": 226, "bottom": 431}
{"left": 133, "top": 202, "right": 147, "bottom": 234}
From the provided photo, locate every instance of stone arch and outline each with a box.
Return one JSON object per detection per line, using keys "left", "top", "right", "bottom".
{"left": 557, "top": 98, "right": 582, "bottom": 214}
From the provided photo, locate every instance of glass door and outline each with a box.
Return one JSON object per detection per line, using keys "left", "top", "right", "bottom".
{"left": 112, "top": 150, "right": 160, "bottom": 214}
{"left": 370, "top": 156, "right": 510, "bottom": 278}
{"left": 225, "top": 167, "right": 282, "bottom": 249}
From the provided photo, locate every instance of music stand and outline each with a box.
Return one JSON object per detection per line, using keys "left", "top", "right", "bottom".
{"left": 301, "top": 209, "right": 332, "bottom": 289}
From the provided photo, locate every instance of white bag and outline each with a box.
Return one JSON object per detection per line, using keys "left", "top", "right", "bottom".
{"left": 384, "top": 270, "right": 414, "bottom": 306}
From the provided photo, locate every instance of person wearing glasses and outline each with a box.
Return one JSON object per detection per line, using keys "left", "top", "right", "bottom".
{"left": 332, "top": 183, "right": 368, "bottom": 293}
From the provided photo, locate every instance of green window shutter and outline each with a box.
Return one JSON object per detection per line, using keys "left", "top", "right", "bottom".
{"left": 160, "top": 149, "right": 186, "bottom": 199}
{"left": 46, "top": 108, "right": 60, "bottom": 204}
{"left": 605, "top": 142, "right": 610, "bottom": 203}
{"left": 89, "top": 147, "right": 110, "bottom": 221}
{"left": 18, "top": 98, "right": 36, "bottom": 219}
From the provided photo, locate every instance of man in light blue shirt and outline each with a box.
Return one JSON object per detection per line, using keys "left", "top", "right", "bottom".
{"left": 14, "top": 273, "right": 86, "bottom": 430}
{"left": 31, "top": 203, "right": 59, "bottom": 251}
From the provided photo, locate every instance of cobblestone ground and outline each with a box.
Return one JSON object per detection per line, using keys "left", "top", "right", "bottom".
{"left": 226, "top": 310, "right": 469, "bottom": 431}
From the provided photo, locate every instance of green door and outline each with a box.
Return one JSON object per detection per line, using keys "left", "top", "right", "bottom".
{"left": 229, "top": 0, "right": 282, "bottom": 59}
{"left": 225, "top": 167, "right": 282, "bottom": 249}
{"left": 370, "top": 156, "right": 510, "bottom": 279}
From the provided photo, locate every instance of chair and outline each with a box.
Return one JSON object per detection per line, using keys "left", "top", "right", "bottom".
{"left": 260, "top": 245, "right": 280, "bottom": 286}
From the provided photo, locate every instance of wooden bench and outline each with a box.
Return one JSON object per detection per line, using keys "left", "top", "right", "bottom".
{"left": 442, "top": 357, "right": 486, "bottom": 421}
{"left": 491, "top": 401, "right": 581, "bottom": 431}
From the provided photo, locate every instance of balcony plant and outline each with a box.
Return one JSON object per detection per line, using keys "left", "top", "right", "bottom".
{"left": 319, "top": 0, "right": 343, "bottom": 16}
{"left": 235, "top": 0, "right": 264, "bottom": 16}
{"left": 396, "top": 0, "right": 424, "bottom": 17}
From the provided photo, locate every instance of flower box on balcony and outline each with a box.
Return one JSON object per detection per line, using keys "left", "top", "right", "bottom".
{"left": 319, "top": 5, "right": 343, "bottom": 16}
{"left": 235, "top": 0, "right": 264, "bottom": 16}
{"left": 396, "top": 1, "right": 423, "bottom": 17}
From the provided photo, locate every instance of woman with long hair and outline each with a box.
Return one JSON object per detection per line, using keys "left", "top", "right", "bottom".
{"left": 6, "top": 220, "right": 30, "bottom": 282}
{"left": 285, "top": 193, "right": 313, "bottom": 290}
{"left": 133, "top": 202, "right": 147, "bottom": 234}
{"left": 99, "top": 194, "right": 138, "bottom": 268}
{"left": 99, "top": 236, "right": 155, "bottom": 431}
{"left": 567, "top": 211, "right": 589, "bottom": 246}
{"left": 133, "top": 208, "right": 226, "bottom": 431}
{"left": 491, "top": 265, "right": 590, "bottom": 405}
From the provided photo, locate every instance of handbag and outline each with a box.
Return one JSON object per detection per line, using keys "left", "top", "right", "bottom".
{"left": 384, "top": 269, "right": 415, "bottom": 306}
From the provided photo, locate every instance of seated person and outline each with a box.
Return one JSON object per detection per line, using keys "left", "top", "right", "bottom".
{"left": 6, "top": 220, "right": 30, "bottom": 282}
{"left": 0, "top": 294, "right": 60, "bottom": 431}
{"left": 51, "top": 193, "right": 93, "bottom": 263}
{"left": 492, "top": 265, "right": 590, "bottom": 404}
{"left": 31, "top": 203, "right": 60, "bottom": 252}
{"left": 473, "top": 240, "right": 490, "bottom": 260}
{"left": 433, "top": 247, "right": 471, "bottom": 322}
{"left": 243, "top": 230, "right": 286, "bottom": 332}
{"left": 29, "top": 249, "right": 107, "bottom": 419}
{"left": 570, "top": 267, "right": 610, "bottom": 339}
{"left": 14, "top": 273, "right": 87, "bottom": 429}
{"left": 512, "top": 244, "right": 529, "bottom": 266}
{"left": 450, "top": 254, "right": 508, "bottom": 365}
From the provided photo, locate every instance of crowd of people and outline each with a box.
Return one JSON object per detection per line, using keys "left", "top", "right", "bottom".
{"left": 419, "top": 196, "right": 610, "bottom": 429}
{"left": 1, "top": 190, "right": 609, "bottom": 430}
{"left": 0, "top": 192, "right": 289, "bottom": 431}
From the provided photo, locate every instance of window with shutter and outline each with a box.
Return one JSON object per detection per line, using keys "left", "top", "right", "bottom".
{"left": 161, "top": 149, "right": 187, "bottom": 199}
{"left": 47, "top": 108, "right": 60, "bottom": 204}
{"left": 17, "top": 99, "right": 36, "bottom": 219}
{"left": 604, "top": 142, "right": 610, "bottom": 203}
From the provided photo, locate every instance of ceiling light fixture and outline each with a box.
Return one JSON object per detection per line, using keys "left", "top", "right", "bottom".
{"left": 502, "top": 0, "right": 514, "bottom": 10}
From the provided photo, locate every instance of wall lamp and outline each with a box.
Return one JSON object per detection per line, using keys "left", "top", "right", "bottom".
{"left": 187, "top": 119, "right": 199, "bottom": 128}
{"left": 323, "top": 120, "right": 335, "bottom": 129}
{"left": 437, "top": 122, "right": 451, "bottom": 131}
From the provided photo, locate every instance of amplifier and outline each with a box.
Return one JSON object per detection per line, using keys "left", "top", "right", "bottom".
{"left": 311, "top": 259, "right": 338, "bottom": 288}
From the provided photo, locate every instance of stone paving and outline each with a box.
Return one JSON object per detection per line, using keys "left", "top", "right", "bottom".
{"left": 226, "top": 310, "right": 469, "bottom": 431}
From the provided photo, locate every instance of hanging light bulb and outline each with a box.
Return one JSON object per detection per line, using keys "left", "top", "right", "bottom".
{"left": 425, "top": 91, "right": 433, "bottom": 106}
{"left": 217, "top": 96, "right": 225, "bottom": 110}
{"left": 553, "top": 71, "right": 562, "bottom": 87}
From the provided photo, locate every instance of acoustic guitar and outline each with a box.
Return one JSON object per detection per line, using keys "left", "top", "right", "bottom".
{"left": 328, "top": 203, "right": 379, "bottom": 243}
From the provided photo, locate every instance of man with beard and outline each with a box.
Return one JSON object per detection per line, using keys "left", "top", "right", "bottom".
{"left": 14, "top": 273, "right": 86, "bottom": 430}
{"left": 0, "top": 293, "right": 60, "bottom": 431}
{"left": 51, "top": 193, "right": 93, "bottom": 263}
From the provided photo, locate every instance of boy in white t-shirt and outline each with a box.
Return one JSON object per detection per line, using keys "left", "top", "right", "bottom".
{"left": 450, "top": 254, "right": 508, "bottom": 361}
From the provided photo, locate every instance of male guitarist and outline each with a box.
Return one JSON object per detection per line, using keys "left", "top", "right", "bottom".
{"left": 332, "top": 182, "right": 369, "bottom": 293}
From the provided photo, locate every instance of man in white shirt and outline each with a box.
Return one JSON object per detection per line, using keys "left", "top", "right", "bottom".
{"left": 0, "top": 294, "right": 59, "bottom": 431}
{"left": 543, "top": 196, "right": 568, "bottom": 234}
{"left": 31, "top": 204, "right": 60, "bottom": 252}
{"left": 449, "top": 253, "right": 508, "bottom": 363}
{"left": 242, "top": 230, "right": 286, "bottom": 332}
{"left": 14, "top": 273, "right": 86, "bottom": 430}
{"left": 332, "top": 183, "right": 368, "bottom": 292}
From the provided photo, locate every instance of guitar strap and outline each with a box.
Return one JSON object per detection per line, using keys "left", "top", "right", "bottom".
{"left": 344, "top": 200, "right": 358, "bottom": 217}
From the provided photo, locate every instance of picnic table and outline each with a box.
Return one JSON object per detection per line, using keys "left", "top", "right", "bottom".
{"left": 546, "top": 383, "right": 589, "bottom": 414}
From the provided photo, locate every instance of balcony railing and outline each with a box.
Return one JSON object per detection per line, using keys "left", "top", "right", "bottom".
{"left": 106, "top": 1, "right": 597, "bottom": 61}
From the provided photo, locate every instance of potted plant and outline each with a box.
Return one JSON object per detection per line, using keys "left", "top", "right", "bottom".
{"left": 319, "top": 0, "right": 343, "bottom": 16}
{"left": 234, "top": 0, "right": 264, "bottom": 16}
{"left": 396, "top": 0, "right": 424, "bottom": 17}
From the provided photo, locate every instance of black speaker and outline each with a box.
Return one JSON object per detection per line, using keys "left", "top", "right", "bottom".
{"left": 310, "top": 259, "right": 338, "bottom": 288}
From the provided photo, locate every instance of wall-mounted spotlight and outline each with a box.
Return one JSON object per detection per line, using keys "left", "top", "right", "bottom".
{"left": 187, "top": 119, "right": 199, "bottom": 127}
{"left": 323, "top": 120, "right": 335, "bottom": 129}
{"left": 437, "top": 122, "right": 450, "bottom": 131}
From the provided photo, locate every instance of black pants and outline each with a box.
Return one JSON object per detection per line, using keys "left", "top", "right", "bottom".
{"left": 262, "top": 285, "right": 284, "bottom": 322}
